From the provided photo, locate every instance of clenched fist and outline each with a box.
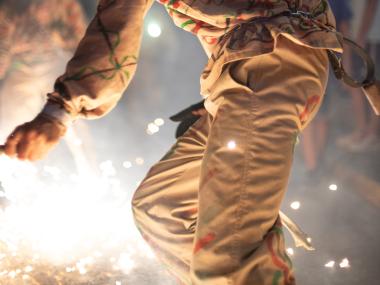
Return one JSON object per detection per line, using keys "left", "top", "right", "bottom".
{"left": 4, "top": 114, "right": 67, "bottom": 161}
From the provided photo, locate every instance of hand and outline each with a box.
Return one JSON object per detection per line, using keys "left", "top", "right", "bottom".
{"left": 4, "top": 114, "right": 67, "bottom": 161}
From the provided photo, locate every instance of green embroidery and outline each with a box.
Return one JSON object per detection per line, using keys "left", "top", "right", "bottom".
{"left": 64, "top": 10, "right": 136, "bottom": 82}
{"left": 181, "top": 19, "right": 195, "bottom": 29}
{"left": 272, "top": 271, "right": 283, "bottom": 285}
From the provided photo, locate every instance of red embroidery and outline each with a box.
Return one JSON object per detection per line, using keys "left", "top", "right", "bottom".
{"left": 193, "top": 233, "right": 216, "bottom": 254}
{"left": 299, "top": 95, "right": 320, "bottom": 124}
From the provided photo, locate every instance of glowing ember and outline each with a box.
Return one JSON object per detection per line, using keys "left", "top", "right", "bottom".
{"left": 329, "top": 184, "right": 338, "bottom": 191}
{"left": 227, "top": 140, "right": 236, "bottom": 149}
{"left": 286, "top": 248, "right": 294, "bottom": 256}
{"left": 339, "top": 258, "right": 350, "bottom": 268}
{"left": 290, "top": 201, "right": 301, "bottom": 210}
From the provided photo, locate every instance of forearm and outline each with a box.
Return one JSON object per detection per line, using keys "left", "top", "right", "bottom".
{"left": 46, "top": 0, "right": 154, "bottom": 122}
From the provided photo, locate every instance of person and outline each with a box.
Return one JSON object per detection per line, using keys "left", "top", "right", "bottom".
{"left": 300, "top": 0, "right": 353, "bottom": 172}
{"left": 337, "top": 0, "right": 380, "bottom": 152}
{"left": 2, "top": 1, "right": 343, "bottom": 284}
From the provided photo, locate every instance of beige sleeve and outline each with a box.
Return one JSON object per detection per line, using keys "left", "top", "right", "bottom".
{"left": 47, "top": 0, "right": 154, "bottom": 120}
{"left": 0, "top": 10, "right": 14, "bottom": 79}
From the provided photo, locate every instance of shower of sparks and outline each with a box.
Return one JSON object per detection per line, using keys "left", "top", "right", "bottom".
{"left": 0, "top": 154, "right": 163, "bottom": 285}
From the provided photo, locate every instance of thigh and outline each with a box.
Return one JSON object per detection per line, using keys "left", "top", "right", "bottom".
{"left": 191, "top": 36, "right": 329, "bottom": 283}
{"left": 132, "top": 114, "right": 211, "bottom": 232}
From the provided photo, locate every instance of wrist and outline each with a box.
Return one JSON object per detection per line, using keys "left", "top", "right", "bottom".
{"left": 40, "top": 100, "right": 74, "bottom": 127}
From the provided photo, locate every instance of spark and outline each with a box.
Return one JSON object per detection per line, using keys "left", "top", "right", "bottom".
{"left": 154, "top": 118, "right": 165, "bottom": 126}
{"left": 286, "top": 248, "right": 294, "bottom": 256}
{"left": 135, "top": 157, "right": 145, "bottom": 165}
{"left": 147, "top": 22, "right": 162, "bottom": 38}
{"left": 147, "top": 123, "right": 160, "bottom": 135}
{"left": 122, "top": 161, "right": 132, "bottom": 169}
{"left": 339, "top": 258, "right": 350, "bottom": 268}
{"left": 24, "top": 265, "right": 33, "bottom": 272}
{"left": 227, "top": 140, "right": 236, "bottom": 149}
{"left": 290, "top": 201, "right": 301, "bottom": 210}
{"left": 329, "top": 184, "right": 338, "bottom": 191}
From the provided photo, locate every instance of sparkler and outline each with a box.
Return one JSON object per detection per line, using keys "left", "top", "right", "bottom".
{"left": 0, "top": 150, "right": 174, "bottom": 285}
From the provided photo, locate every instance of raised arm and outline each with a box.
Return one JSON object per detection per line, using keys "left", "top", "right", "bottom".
{"left": 4, "top": 0, "right": 154, "bottom": 160}
{"left": 46, "top": 0, "right": 155, "bottom": 120}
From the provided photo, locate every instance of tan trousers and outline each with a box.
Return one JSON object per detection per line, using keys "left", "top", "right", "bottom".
{"left": 132, "top": 36, "right": 329, "bottom": 285}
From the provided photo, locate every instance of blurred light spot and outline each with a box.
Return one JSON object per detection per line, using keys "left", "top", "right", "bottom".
{"left": 118, "top": 252, "right": 135, "bottom": 274}
{"left": 154, "top": 118, "right": 165, "bottom": 126}
{"left": 147, "top": 123, "right": 159, "bottom": 135}
{"left": 286, "top": 248, "right": 294, "bottom": 255}
{"left": 8, "top": 271, "right": 17, "bottom": 278}
{"left": 147, "top": 22, "right": 162, "bottom": 38}
{"left": 227, "top": 140, "right": 236, "bottom": 149}
{"left": 22, "top": 274, "right": 30, "bottom": 280}
{"left": 307, "top": 237, "right": 312, "bottom": 243}
{"left": 339, "top": 258, "right": 350, "bottom": 268}
{"left": 79, "top": 267, "right": 87, "bottom": 275}
{"left": 122, "top": 161, "right": 132, "bottom": 169}
{"left": 135, "top": 157, "right": 144, "bottom": 165}
{"left": 290, "top": 201, "right": 301, "bottom": 210}
{"left": 99, "top": 160, "right": 117, "bottom": 177}
{"left": 329, "top": 184, "right": 338, "bottom": 191}
{"left": 116, "top": 281, "right": 122, "bottom": 285}
{"left": 325, "top": 261, "right": 335, "bottom": 268}
{"left": 24, "top": 265, "right": 33, "bottom": 273}
{"left": 73, "top": 138, "right": 83, "bottom": 146}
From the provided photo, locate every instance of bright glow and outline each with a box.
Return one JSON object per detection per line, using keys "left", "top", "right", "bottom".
{"left": 227, "top": 140, "right": 237, "bottom": 149}
{"left": 147, "top": 123, "right": 160, "bottom": 135}
{"left": 122, "top": 161, "right": 132, "bottom": 169}
{"left": 286, "top": 248, "right": 294, "bottom": 256}
{"left": 135, "top": 157, "right": 145, "bottom": 165}
{"left": 339, "top": 258, "right": 350, "bottom": 268}
{"left": 147, "top": 22, "right": 162, "bottom": 38}
{"left": 290, "top": 201, "right": 301, "bottom": 210}
{"left": 307, "top": 237, "right": 312, "bottom": 243}
{"left": 0, "top": 154, "right": 156, "bottom": 282}
{"left": 325, "top": 261, "right": 335, "bottom": 268}
{"left": 118, "top": 252, "right": 135, "bottom": 274}
{"left": 99, "top": 160, "right": 117, "bottom": 176}
{"left": 154, "top": 118, "right": 165, "bottom": 126}
{"left": 22, "top": 274, "right": 29, "bottom": 280}
{"left": 329, "top": 184, "right": 338, "bottom": 191}
{"left": 116, "top": 281, "right": 122, "bottom": 285}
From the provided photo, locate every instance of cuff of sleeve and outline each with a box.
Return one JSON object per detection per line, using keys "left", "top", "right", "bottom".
{"left": 41, "top": 102, "right": 75, "bottom": 127}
